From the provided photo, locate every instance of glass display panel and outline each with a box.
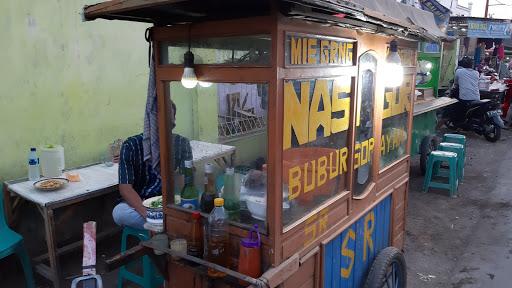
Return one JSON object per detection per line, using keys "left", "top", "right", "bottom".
{"left": 282, "top": 76, "right": 352, "bottom": 227}
{"left": 167, "top": 82, "right": 268, "bottom": 231}
{"left": 380, "top": 74, "right": 413, "bottom": 168}
{"left": 353, "top": 52, "right": 377, "bottom": 196}
{"left": 160, "top": 35, "right": 271, "bottom": 65}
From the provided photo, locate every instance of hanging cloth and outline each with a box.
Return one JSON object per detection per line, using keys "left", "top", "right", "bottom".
{"left": 143, "top": 28, "right": 161, "bottom": 173}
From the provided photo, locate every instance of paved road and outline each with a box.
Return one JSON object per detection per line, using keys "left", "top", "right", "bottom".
{"left": 406, "top": 129, "right": 512, "bottom": 288}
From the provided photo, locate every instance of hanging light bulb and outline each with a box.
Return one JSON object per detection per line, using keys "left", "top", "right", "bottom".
{"left": 198, "top": 81, "right": 213, "bottom": 88}
{"left": 383, "top": 40, "right": 403, "bottom": 88}
{"left": 181, "top": 50, "right": 198, "bottom": 89}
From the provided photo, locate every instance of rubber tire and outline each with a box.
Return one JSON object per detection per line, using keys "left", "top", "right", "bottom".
{"left": 364, "top": 247, "right": 407, "bottom": 288}
{"left": 484, "top": 123, "right": 501, "bottom": 142}
{"left": 419, "top": 135, "right": 441, "bottom": 175}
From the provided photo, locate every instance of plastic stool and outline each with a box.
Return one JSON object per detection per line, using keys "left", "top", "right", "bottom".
{"left": 443, "top": 134, "right": 466, "bottom": 158}
{"left": 438, "top": 142, "right": 465, "bottom": 180}
{"left": 423, "top": 151, "right": 459, "bottom": 197}
{"left": 0, "top": 186, "right": 35, "bottom": 288}
{"left": 117, "top": 227, "right": 164, "bottom": 288}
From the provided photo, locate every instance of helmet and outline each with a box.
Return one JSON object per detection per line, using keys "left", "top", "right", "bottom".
{"left": 459, "top": 56, "right": 473, "bottom": 69}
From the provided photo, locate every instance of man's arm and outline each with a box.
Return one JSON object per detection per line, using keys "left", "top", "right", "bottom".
{"left": 118, "top": 140, "right": 146, "bottom": 217}
{"left": 119, "top": 184, "right": 146, "bottom": 217}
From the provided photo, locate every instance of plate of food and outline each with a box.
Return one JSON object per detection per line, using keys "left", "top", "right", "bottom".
{"left": 33, "top": 178, "right": 69, "bottom": 191}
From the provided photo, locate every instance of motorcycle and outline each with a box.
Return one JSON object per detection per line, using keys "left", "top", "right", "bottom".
{"left": 443, "top": 83, "right": 504, "bottom": 142}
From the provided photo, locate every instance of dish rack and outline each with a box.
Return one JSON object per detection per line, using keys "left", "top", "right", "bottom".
{"left": 218, "top": 112, "right": 266, "bottom": 139}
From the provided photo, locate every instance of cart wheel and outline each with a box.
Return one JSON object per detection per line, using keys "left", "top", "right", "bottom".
{"left": 419, "top": 135, "right": 440, "bottom": 175}
{"left": 364, "top": 247, "right": 407, "bottom": 288}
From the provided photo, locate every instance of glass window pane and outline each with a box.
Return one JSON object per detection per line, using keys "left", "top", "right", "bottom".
{"left": 282, "top": 77, "right": 352, "bottom": 227}
{"left": 380, "top": 74, "right": 413, "bottom": 168}
{"left": 353, "top": 52, "right": 377, "bottom": 196}
{"left": 160, "top": 35, "right": 271, "bottom": 65}
{"left": 168, "top": 81, "right": 268, "bottom": 232}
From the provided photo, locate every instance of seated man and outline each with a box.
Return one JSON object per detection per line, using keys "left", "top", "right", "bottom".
{"left": 454, "top": 56, "right": 480, "bottom": 122}
{"left": 113, "top": 101, "right": 192, "bottom": 229}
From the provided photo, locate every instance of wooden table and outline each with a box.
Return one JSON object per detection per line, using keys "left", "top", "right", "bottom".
{"left": 413, "top": 96, "right": 458, "bottom": 116}
{"left": 2, "top": 141, "right": 235, "bottom": 287}
{"left": 4, "top": 163, "right": 119, "bottom": 288}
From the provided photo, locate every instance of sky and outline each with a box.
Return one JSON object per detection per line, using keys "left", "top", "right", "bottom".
{"left": 471, "top": 0, "right": 512, "bottom": 18}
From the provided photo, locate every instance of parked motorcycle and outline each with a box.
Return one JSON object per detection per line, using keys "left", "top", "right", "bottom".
{"left": 443, "top": 84, "right": 504, "bottom": 142}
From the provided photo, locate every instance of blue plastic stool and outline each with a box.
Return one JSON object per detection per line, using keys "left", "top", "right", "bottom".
{"left": 117, "top": 227, "right": 164, "bottom": 288}
{"left": 423, "top": 151, "right": 459, "bottom": 198}
{"left": 0, "top": 186, "right": 35, "bottom": 288}
{"left": 438, "top": 142, "right": 465, "bottom": 180}
{"left": 443, "top": 134, "right": 466, "bottom": 159}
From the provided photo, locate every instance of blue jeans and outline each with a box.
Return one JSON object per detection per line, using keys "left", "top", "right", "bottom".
{"left": 112, "top": 202, "right": 145, "bottom": 230}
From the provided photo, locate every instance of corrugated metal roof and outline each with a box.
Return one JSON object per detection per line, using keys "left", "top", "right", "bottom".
{"left": 83, "top": 0, "right": 445, "bottom": 41}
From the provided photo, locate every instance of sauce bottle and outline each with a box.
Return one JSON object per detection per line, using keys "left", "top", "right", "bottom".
{"left": 188, "top": 211, "right": 203, "bottom": 259}
{"left": 200, "top": 163, "right": 216, "bottom": 213}
{"left": 238, "top": 224, "right": 261, "bottom": 285}
{"left": 180, "top": 160, "right": 199, "bottom": 210}
{"left": 223, "top": 167, "right": 240, "bottom": 221}
{"left": 207, "top": 198, "right": 229, "bottom": 278}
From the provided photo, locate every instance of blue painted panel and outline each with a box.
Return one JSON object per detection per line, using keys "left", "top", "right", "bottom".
{"left": 323, "top": 196, "right": 391, "bottom": 288}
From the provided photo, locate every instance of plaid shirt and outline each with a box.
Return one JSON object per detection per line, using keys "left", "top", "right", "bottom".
{"left": 119, "top": 133, "right": 192, "bottom": 199}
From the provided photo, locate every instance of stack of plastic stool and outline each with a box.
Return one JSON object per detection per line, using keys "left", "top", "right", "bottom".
{"left": 423, "top": 150, "right": 459, "bottom": 198}
{"left": 443, "top": 134, "right": 466, "bottom": 158}
{"left": 438, "top": 142, "right": 465, "bottom": 180}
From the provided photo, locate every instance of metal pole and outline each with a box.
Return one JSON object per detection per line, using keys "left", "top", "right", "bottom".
{"left": 485, "top": 0, "right": 490, "bottom": 18}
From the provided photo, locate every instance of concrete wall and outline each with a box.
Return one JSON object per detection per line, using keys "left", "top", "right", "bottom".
{"left": 0, "top": 0, "right": 150, "bottom": 182}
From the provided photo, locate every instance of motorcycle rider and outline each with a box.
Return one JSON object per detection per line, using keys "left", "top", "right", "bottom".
{"left": 453, "top": 56, "right": 480, "bottom": 122}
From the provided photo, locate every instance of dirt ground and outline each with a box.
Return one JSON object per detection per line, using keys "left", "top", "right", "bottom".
{"left": 406, "top": 128, "right": 512, "bottom": 288}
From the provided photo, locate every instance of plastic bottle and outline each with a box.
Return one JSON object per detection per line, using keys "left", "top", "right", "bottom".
{"left": 200, "top": 163, "right": 216, "bottom": 213}
{"left": 238, "top": 224, "right": 261, "bottom": 285}
{"left": 223, "top": 168, "right": 240, "bottom": 221}
{"left": 207, "top": 198, "right": 229, "bottom": 278}
{"left": 28, "top": 148, "right": 40, "bottom": 181}
{"left": 188, "top": 211, "right": 203, "bottom": 259}
{"left": 180, "top": 160, "right": 199, "bottom": 210}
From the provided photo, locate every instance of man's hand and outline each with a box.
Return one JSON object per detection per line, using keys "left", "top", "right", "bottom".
{"left": 119, "top": 184, "right": 146, "bottom": 218}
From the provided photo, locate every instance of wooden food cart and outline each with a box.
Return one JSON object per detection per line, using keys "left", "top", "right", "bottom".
{"left": 84, "top": 1, "right": 442, "bottom": 287}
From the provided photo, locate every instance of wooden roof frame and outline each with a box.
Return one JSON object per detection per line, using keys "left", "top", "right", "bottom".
{"left": 83, "top": 0, "right": 443, "bottom": 42}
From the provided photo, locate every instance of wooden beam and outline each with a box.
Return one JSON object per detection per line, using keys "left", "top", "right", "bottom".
{"left": 83, "top": 0, "right": 187, "bottom": 20}
{"left": 33, "top": 227, "right": 120, "bottom": 262}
